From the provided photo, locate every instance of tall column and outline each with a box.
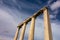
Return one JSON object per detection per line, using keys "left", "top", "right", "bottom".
{"left": 14, "top": 27, "right": 19, "bottom": 40}
{"left": 28, "top": 17, "right": 35, "bottom": 40}
{"left": 43, "top": 8, "right": 53, "bottom": 40}
{"left": 19, "top": 23, "right": 26, "bottom": 40}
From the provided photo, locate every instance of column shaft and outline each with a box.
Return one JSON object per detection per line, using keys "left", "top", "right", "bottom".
{"left": 28, "top": 17, "right": 35, "bottom": 40}
{"left": 19, "top": 23, "right": 26, "bottom": 40}
{"left": 14, "top": 28, "right": 19, "bottom": 40}
{"left": 43, "top": 8, "right": 53, "bottom": 40}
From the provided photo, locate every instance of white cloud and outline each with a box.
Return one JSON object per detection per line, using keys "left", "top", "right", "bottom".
{"left": 0, "top": 8, "right": 17, "bottom": 39}
{"left": 0, "top": 6, "right": 30, "bottom": 40}
{"left": 49, "top": 0, "right": 60, "bottom": 19}
{"left": 50, "top": 15, "right": 55, "bottom": 19}
{"left": 51, "top": 22, "right": 60, "bottom": 40}
{"left": 50, "top": 1, "right": 60, "bottom": 10}
{"left": 48, "top": 0, "right": 53, "bottom": 4}
{"left": 0, "top": 35, "right": 13, "bottom": 40}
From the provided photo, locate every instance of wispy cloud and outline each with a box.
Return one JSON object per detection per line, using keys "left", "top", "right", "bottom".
{"left": 0, "top": 0, "right": 60, "bottom": 40}
{"left": 0, "top": 35, "right": 13, "bottom": 40}
{"left": 48, "top": 0, "right": 60, "bottom": 21}
{"left": 0, "top": 4, "right": 30, "bottom": 40}
{"left": 0, "top": 8, "right": 17, "bottom": 38}
{"left": 50, "top": 0, "right": 60, "bottom": 10}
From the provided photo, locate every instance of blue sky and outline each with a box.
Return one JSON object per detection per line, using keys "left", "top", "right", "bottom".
{"left": 0, "top": 0, "right": 60, "bottom": 40}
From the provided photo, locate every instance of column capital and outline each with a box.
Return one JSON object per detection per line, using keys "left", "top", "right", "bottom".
{"left": 43, "top": 7, "right": 48, "bottom": 11}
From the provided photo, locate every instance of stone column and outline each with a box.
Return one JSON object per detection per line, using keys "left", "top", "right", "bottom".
{"left": 28, "top": 17, "right": 35, "bottom": 40}
{"left": 43, "top": 8, "right": 53, "bottom": 40}
{"left": 14, "top": 27, "right": 19, "bottom": 40}
{"left": 19, "top": 23, "right": 26, "bottom": 40}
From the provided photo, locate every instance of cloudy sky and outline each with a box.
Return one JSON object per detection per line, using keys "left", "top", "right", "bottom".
{"left": 0, "top": 0, "right": 60, "bottom": 40}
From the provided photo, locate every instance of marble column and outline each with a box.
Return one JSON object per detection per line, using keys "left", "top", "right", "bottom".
{"left": 28, "top": 17, "right": 35, "bottom": 40}
{"left": 43, "top": 8, "right": 53, "bottom": 40}
{"left": 14, "top": 27, "right": 19, "bottom": 40}
{"left": 19, "top": 23, "right": 26, "bottom": 40}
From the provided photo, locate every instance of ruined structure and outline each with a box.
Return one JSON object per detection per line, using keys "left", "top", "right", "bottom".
{"left": 14, "top": 7, "right": 53, "bottom": 40}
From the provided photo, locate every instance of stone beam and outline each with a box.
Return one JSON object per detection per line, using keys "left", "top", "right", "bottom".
{"left": 17, "top": 7, "right": 46, "bottom": 28}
